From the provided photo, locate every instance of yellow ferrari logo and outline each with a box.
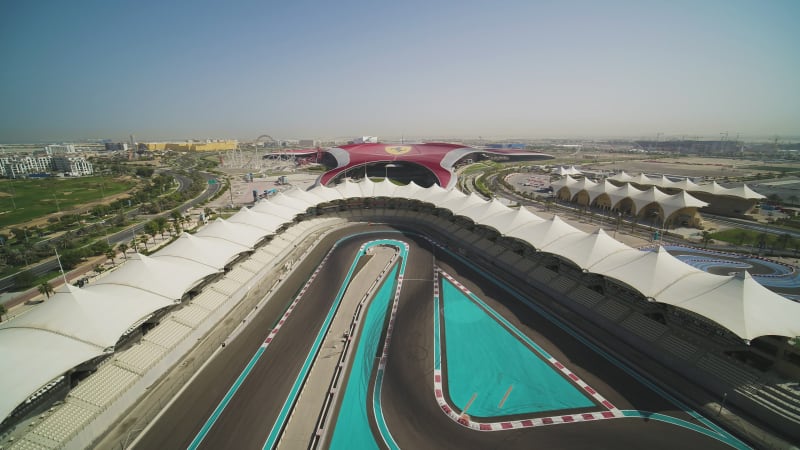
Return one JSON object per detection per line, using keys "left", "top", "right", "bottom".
{"left": 384, "top": 145, "right": 412, "bottom": 155}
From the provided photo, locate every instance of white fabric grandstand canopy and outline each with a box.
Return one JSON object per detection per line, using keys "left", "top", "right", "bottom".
{"left": 553, "top": 166, "right": 583, "bottom": 176}
{"left": 195, "top": 218, "right": 267, "bottom": 249}
{"left": 553, "top": 175, "right": 709, "bottom": 217}
{"left": 93, "top": 253, "right": 217, "bottom": 301}
{"left": 0, "top": 328, "right": 104, "bottom": 426}
{"left": 152, "top": 232, "right": 247, "bottom": 270}
{"left": 0, "top": 284, "right": 171, "bottom": 350}
{"left": 607, "top": 172, "right": 765, "bottom": 200}
{"left": 228, "top": 207, "right": 287, "bottom": 234}
{"left": 0, "top": 176, "right": 794, "bottom": 423}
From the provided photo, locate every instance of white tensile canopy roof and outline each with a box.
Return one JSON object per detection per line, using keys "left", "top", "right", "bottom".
{"left": 372, "top": 178, "right": 399, "bottom": 197}
{"left": 507, "top": 216, "right": 583, "bottom": 249}
{"left": 437, "top": 190, "right": 474, "bottom": 214}
{"left": 0, "top": 284, "right": 171, "bottom": 350}
{"left": 553, "top": 166, "right": 583, "bottom": 176}
{"left": 588, "top": 247, "right": 705, "bottom": 299}
{"left": 0, "top": 178, "right": 794, "bottom": 424}
{"left": 658, "top": 271, "right": 799, "bottom": 340}
{"left": 0, "top": 328, "right": 104, "bottom": 424}
{"left": 457, "top": 198, "right": 512, "bottom": 223}
{"left": 195, "top": 218, "right": 267, "bottom": 249}
{"left": 480, "top": 206, "right": 545, "bottom": 235}
{"left": 228, "top": 207, "right": 287, "bottom": 234}
{"left": 335, "top": 179, "right": 363, "bottom": 199}
{"left": 304, "top": 183, "right": 344, "bottom": 203}
{"left": 541, "top": 228, "right": 633, "bottom": 270}
{"left": 152, "top": 232, "right": 248, "bottom": 270}
{"left": 251, "top": 199, "right": 305, "bottom": 219}
{"left": 283, "top": 187, "right": 327, "bottom": 206}
{"left": 265, "top": 193, "right": 313, "bottom": 213}
{"left": 93, "top": 253, "right": 217, "bottom": 301}
{"left": 557, "top": 176, "right": 708, "bottom": 218}
{"left": 608, "top": 172, "right": 765, "bottom": 200}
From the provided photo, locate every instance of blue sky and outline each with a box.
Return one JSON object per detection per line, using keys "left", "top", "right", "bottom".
{"left": 1, "top": 0, "right": 798, "bottom": 143}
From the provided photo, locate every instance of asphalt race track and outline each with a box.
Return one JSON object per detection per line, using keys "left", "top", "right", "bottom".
{"left": 133, "top": 224, "right": 744, "bottom": 450}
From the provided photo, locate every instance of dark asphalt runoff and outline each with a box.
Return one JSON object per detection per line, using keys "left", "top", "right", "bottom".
{"left": 133, "top": 224, "right": 739, "bottom": 450}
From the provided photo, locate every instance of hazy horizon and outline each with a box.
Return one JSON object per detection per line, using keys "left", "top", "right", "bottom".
{"left": 1, "top": 0, "right": 798, "bottom": 143}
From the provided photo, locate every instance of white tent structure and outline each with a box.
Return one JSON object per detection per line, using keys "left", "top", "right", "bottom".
{"left": 93, "top": 253, "right": 217, "bottom": 301}
{"left": 553, "top": 175, "right": 709, "bottom": 221}
{"left": 0, "top": 284, "right": 176, "bottom": 423}
{"left": 195, "top": 218, "right": 268, "bottom": 249}
{"left": 607, "top": 172, "right": 765, "bottom": 200}
{"left": 152, "top": 232, "right": 247, "bottom": 271}
{"left": 1, "top": 178, "right": 796, "bottom": 424}
{"left": 553, "top": 165, "right": 583, "bottom": 176}
{"left": 227, "top": 207, "right": 288, "bottom": 233}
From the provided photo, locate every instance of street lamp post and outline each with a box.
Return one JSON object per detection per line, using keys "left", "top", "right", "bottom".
{"left": 384, "top": 163, "right": 400, "bottom": 180}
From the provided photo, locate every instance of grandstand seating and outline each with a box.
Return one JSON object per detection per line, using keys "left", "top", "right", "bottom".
{"left": 547, "top": 276, "right": 576, "bottom": 294}
{"left": 191, "top": 289, "right": 229, "bottom": 311}
{"left": 143, "top": 320, "right": 193, "bottom": 350}
{"left": 527, "top": 266, "right": 557, "bottom": 284}
{"left": 211, "top": 278, "right": 243, "bottom": 296}
{"left": 514, "top": 259, "right": 537, "bottom": 275}
{"left": 454, "top": 228, "right": 478, "bottom": 243}
{"left": 113, "top": 342, "right": 167, "bottom": 375}
{"left": 68, "top": 365, "right": 139, "bottom": 408}
{"left": 751, "top": 386, "right": 800, "bottom": 422}
{"left": 567, "top": 286, "right": 604, "bottom": 308}
{"left": 225, "top": 266, "right": 256, "bottom": 284}
{"left": 171, "top": 304, "right": 213, "bottom": 328}
{"left": 473, "top": 239, "right": 495, "bottom": 252}
{"left": 239, "top": 259, "right": 266, "bottom": 273}
{"left": 9, "top": 436, "right": 52, "bottom": 450}
{"left": 659, "top": 334, "right": 700, "bottom": 361}
{"left": 27, "top": 402, "right": 96, "bottom": 446}
{"left": 620, "top": 313, "right": 668, "bottom": 342}
{"left": 485, "top": 244, "right": 506, "bottom": 257}
{"left": 251, "top": 248, "right": 277, "bottom": 264}
{"left": 497, "top": 251, "right": 524, "bottom": 269}
{"left": 696, "top": 354, "right": 761, "bottom": 388}
{"left": 596, "top": 300, "right": 630, "bottom": 322}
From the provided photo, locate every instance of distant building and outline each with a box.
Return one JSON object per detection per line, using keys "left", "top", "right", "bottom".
{"left": 104, "top": 142, "right": 129, "bottom": 151}
{"left": 298, "top": 139, "right": 317, "bottom": 147}
{"left": 0, "top": 155, "right": 53, "bottom": 178}
{"left": 351, "top": 136, "right": 378, "bottom": 144}
{"left": 0, "top": 153, "right": 93, "bottom": 178}
{"left": 44, "top": 144, "right": 76, "bottom": 155}
{"left": 144, "top": 140, "right": 238, "bottom": 152}
{"left": 52, "top": 155, "right": 93, "bottom": 176}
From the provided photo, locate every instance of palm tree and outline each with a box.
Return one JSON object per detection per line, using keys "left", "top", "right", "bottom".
{"left": 155, "top": 217, "right": 168, "bottom": 240}
{"left": 105, "top": 248, "right": 116, "bottom": 266}
{"left": 38, "top": 282, "right": 54, "bottom": 299}
{"left": 0, "top": 303, "right": 6, "bottom": 322}
{"left": 139, "top": 234, "right": 150, "bottom": 252}
{"left": 701, "top": 230, "right": 714, "bottom": 248}
{"left": 118, "top": 242, "right": 129, "bottom": 259}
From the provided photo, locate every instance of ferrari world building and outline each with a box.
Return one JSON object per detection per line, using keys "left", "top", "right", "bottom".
{"left": 316, "top": 142, "right": 553, "bottom": 188}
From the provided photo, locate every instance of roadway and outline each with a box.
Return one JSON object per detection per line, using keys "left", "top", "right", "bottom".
{"left": 132, "top": 224, "right": 741, "bottom": 449}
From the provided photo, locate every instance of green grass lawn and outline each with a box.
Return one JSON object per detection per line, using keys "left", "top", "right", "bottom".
{"left": 0, "top": 176, "right": 136, "bottom": 228}
{"left": 711, "top": 228, "right": 796, "bottom": 249}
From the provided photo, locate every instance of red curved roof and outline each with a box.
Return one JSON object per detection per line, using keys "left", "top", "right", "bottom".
{"left": 319, "top": 143, "right": 550, "bottom": 188}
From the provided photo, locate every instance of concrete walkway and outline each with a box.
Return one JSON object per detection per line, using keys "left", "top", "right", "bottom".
{"left": 276, "top": 246, "right": 397, "bottom": 449}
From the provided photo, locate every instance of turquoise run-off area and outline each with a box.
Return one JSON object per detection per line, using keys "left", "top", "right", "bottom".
{"left": 329, "top": 265, "right": 398, "bottom": 450}
{"left": 441, "top": 279, "right": 595, "bottom": 418}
